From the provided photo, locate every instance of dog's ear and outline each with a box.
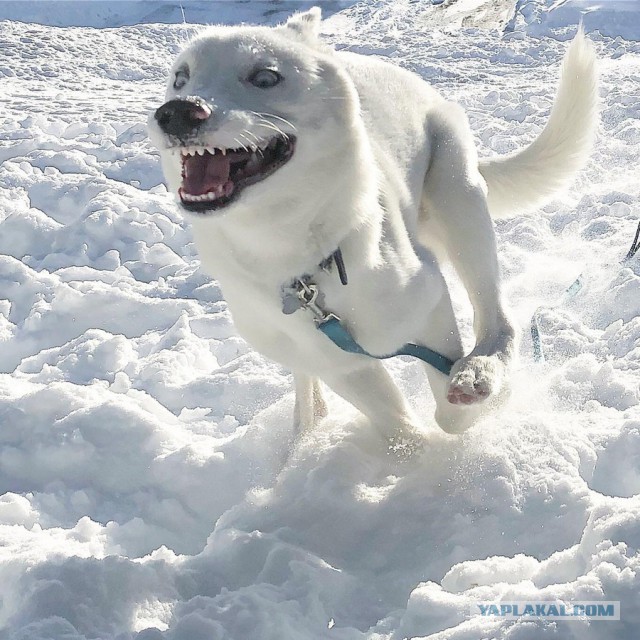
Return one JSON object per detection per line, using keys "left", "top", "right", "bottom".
{"left": 284, "top": 7, "right": 322, "bottom": 41}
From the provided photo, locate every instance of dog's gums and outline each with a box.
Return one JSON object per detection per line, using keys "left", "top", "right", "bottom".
{"left": 176, "top": 134, "right": 296, "bottom": 212}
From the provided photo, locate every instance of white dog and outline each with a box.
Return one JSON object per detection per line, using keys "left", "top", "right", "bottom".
{"left": 148, "top": 8, "right": 597, "bottom": 449}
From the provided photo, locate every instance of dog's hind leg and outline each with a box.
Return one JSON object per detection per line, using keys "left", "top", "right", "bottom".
{"left": 293, "top": 373, "right": 328, "bottom": 438}
{"left": 420, "top": 103, "right": 516, "bottom": 405}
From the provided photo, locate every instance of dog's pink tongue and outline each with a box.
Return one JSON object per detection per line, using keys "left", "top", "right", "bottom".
{"left": 183, "top": 153, "right": 231, "bottom": 195}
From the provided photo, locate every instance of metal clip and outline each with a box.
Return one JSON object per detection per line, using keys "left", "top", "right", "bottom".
{"left": 295, "top": 279, "right": 329, "bottom": 323}
{"left": 281, "top": 278, "right": 338, "bottom": 325}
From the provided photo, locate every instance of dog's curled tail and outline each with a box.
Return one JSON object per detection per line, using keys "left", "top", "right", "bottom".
{"left": 479, "top": 29, "right": 598, "bottom": 219}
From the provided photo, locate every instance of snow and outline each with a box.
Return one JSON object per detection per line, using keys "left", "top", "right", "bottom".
{"left": 1, "top": 1, "right": 640, "bottom": 638}
{"left": 0, "top": 1, "right": 354, "bottom": 28}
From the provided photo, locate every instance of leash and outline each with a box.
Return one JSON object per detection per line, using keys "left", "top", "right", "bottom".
{"left": 281, "top": 249, "right": 454, "bottom": 376}
{"left": 531, "top": 220, "right": 640, "bottom": 362}
{"left": 319, "top": 315, "right": 454, "bottom": 375}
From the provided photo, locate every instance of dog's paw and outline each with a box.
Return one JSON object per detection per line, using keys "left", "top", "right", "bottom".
{"left": 447, "top": 354, "right": 504, "bottom": 405}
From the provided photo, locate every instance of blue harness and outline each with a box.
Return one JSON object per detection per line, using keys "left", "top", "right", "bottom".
{"left": 281, "top": 249, "right": 454, "bottom": 376}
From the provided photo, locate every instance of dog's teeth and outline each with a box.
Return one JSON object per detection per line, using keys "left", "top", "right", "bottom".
{"left": 220, "top": 148, "right": 226, "bottom": 156}
{"left": 247, "top": 152, "right": 260, "bottom": 170}
{"left": 182, "top": 189, "right": 224, "bottom": 203}
{"left": 197, "top": 148, "right": 205, "bottom": 156}
{"left": 206, "top": 146, "right": 215, "bottom": 155}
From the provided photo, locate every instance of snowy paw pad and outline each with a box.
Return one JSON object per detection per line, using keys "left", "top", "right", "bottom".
{"left": 447, "top": 355, "right": 502, "bottom": 405}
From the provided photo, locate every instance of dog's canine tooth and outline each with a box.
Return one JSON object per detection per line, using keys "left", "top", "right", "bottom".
{"left": 220, "top": 148, "right": 227, "bottom": 156}
{"left": 247, "top": 152, "right": 259, "bottom": 170}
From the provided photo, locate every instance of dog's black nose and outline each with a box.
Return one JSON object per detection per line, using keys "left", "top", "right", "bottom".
{"left": 154, "top": 97, "right": 212, "bottom": 137}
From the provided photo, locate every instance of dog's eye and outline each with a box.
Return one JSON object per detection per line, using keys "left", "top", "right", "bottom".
{"left": 173, "top": 68, "right": 189, "bottom": 90}
{"left": 248, "top": 68, "right": 282, "bottom": 89}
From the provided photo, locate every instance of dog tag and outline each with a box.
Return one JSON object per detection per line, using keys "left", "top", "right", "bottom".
{"left": 282, "top": 292, "right": 303, "bottom": 315}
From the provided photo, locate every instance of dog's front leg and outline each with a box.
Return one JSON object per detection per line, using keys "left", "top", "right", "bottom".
{"left": 322, "top": 360, "right": 423, "bottom": 455}
{"left": 421, "top": 104, "right": 516, "bottom": 405}
{"left": 293, "top": 373, "right": 328, "bottom": 438}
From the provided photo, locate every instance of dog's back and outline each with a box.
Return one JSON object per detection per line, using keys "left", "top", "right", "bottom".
{"left": 337, "top": 51, "right": 445, "bottom": 219}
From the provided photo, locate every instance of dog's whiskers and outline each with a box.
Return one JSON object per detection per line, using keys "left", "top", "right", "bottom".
{"left": 260, "top": 113, "right": 297, "bottom": 132}
{"left": 233, "top": 137, "right": 250, "bottom": 153}
{"left": 254, "top": 119, "right": 290, "bottom": 142}
{"left": 241, "top": 129, "right": 265, "bottom": 157}
{"left": 251, "top": 111, "right": 297, "bottom": 134}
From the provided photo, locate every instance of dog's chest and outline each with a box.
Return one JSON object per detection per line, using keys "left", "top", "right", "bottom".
{"left": 215, "top": 254, "right": 445, "bottom": 375}
{"left": 220, "top": 274, "right": 345, "bottom": 372}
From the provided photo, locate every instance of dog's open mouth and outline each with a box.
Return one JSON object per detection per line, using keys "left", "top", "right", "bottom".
{"left": 176, "top": 134, "right": 296, "bottom": 212}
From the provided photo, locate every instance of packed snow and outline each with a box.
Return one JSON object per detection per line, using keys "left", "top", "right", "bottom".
{"left": 0, "top": 0, "right": 353, "bottom": 28}
{"left": 1, "top": 0, "right": 640, "bottom": 638}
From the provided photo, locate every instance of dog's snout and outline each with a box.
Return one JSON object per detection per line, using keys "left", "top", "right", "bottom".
{"left": 154, "top": 97, "right": 212, "bottom": 137}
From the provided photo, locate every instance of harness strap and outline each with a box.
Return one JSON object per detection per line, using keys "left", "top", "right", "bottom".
{"left": 531, "top": 220, "right": 640, "bottom": 363}
{"left": 283, "top": 249, "right": 455, "bottom": 376}
{"left": 317, "top": 316, "right": 454, "bottom": 376}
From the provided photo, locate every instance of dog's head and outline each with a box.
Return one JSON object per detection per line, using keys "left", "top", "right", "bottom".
{"left": 148, "top": 8, "right": 360, "bottom": 217}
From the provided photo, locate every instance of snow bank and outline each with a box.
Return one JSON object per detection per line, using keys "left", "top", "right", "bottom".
{"left": 325, "top": 0, "right": 640, "bottom": 40}
{"left": 1, "top": 1, "right": 640, "bottom": 639}
{"left": 0, "top": 0, "right": 354, "bottom": 28}
{"left": 509, "top": 0, "right": 640, "bottom": 41}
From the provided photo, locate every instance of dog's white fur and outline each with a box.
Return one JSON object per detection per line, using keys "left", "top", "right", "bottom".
{"left": 148, "top": 9, "right": 598, "bottom": 447}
